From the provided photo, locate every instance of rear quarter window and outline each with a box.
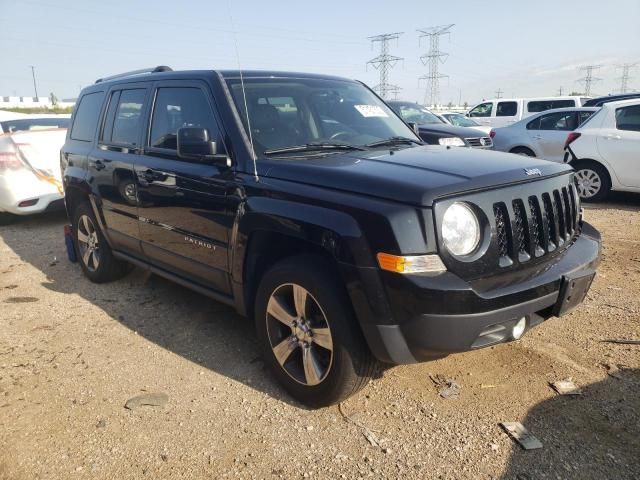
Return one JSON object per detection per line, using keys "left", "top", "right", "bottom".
{"left": 70, "top": 92, "right": 105, "bottom": 142}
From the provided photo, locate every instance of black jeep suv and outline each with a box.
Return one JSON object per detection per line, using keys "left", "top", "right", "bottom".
{"left": 61, "top": 67, "right": 601, "bottom": 407}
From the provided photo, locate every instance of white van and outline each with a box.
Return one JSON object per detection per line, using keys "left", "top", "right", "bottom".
{"left": 467, "top": 97, "right": 589, "bottom": 128}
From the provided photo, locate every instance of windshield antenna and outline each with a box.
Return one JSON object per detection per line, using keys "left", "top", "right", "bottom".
{"left": 227, "top": 2, "right": 258, "bottom": 181}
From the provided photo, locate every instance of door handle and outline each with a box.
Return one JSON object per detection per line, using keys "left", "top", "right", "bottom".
{"left": 533, "top": 135, "right": 542, "bottom": 139}
{"left": 604, "top": 134, "right": 621, "bottom": 140}
{"left": 93, "top": 159, "right": 106, "bottom": 171}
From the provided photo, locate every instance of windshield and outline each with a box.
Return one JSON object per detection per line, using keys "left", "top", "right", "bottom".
{"left": 391, "top": 103, "right": 443, "bottom": 125}
{"left": 444, "top": 114, "right": 480, "bottom": 128}
{"left": 225, "top": 77, "right": 419, "bottom": 156}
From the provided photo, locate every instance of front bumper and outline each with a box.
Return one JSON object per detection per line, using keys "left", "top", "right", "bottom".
{"left": 355, "top": 222, "right": 601, "bottom": 364}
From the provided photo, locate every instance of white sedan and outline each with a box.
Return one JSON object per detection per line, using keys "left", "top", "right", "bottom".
{"left": 0, "top": 115, "right": 70, "bottom": 224}
{"left": 490, "top": 107, "right": 598, "bottom": 162}
{"left": 564, "top": 99, "right": 640, "bottom": 201}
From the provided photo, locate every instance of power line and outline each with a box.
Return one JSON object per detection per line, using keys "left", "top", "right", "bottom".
{"left": 558, "top": 86, "right": 563, "bottom": 96}
{"left": 495, "top": 88, "right": 503, "bottom": 99}
{"left": 417, "top": 24, "right": 454, "bottom": 107}
{"left": 577, "top": 65, "right": 603, "bottom": 96}
{"left": 616, "top": 63, "right": 638, "bottom": 93}
{"left": 366, "top": 32, "right": 404, "bottom": 100}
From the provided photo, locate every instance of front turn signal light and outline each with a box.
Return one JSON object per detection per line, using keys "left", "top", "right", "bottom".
{"left": 377, "top": 253, "right": 447, "bottom": 274}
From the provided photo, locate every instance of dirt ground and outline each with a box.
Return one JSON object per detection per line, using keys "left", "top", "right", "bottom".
{"left": 1, "top": 194, "right": 639, "bottom": 480}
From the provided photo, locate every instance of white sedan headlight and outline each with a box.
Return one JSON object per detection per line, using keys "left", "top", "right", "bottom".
{"left": 442, "top": 202, "right": 481, "bottom": 256}
{"left": 438, "top": 137, "right": 465, "bottom": 147}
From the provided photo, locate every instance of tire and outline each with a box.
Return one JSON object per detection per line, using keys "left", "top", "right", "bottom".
{"left": 510, "top": 147, "right": 536, "bottom": 157}
{"left": 72, "top": 202, "right": 129, "bottom": 283}
{"left": 0, "top": 212, "right": 18, "bottom": 226}
{"left": 572, "top": 160, "right": 611, "bottom": 202}
{"left": 255, "top": 254, "right": 377, "bottom": 407}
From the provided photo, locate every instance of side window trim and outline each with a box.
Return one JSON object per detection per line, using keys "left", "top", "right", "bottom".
{"left": 99, "top": 90, "right": 120, "bottom": 144}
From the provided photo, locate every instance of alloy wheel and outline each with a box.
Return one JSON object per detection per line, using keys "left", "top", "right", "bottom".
{"left": 265, "top": 283, "right": 333, "bottom": 386}
{"left": 77, "top": 214, "right": 101, "bottom": 272}
{"left": 575, "top": 168, "right": 602, "bottom": 199}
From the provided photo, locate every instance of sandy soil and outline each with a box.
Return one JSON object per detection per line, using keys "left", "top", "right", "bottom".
{"left": 1, "top": 193, "right": 639, "bottom": 480}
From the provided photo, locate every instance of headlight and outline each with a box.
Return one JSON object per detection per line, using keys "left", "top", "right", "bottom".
{"left": 442, "top": 202, "right": 480, "bottom": 256}
{"left": 438, "top": 137, "right": 465, "bottom": 147}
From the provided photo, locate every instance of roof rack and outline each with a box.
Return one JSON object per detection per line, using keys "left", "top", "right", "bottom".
{"left": 95, "top": 66, "right": 173, "bottom": 84}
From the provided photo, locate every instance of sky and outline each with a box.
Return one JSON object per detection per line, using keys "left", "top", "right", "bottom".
{"left": 1, "top": 0, "right": 639, "bottom": 105}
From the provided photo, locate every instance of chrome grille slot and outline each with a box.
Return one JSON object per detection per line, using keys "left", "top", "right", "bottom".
{"left": 528, "top": 196, "right": 545, "bottom": 257}
{"left": 553, "top": 190, "right": 567, "bottom": 242}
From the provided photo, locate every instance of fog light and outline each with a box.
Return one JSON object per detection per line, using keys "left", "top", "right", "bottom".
{"left": 512, "top": 317, "right": 527, "bottom": 339}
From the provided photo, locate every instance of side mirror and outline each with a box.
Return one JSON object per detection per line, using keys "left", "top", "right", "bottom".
{"left": 408, "top": 122, "right": 420, "bottom": 135}
{"left": 177, "top": 127, "right": 231, "bottom": 167}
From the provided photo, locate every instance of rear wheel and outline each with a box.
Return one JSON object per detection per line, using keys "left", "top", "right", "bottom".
{"left": 72, "top": 202, "right": 129, "bottom": 283}
{"left": 255, "top": 255, "right": 377, "bottom": 407}
{"left": 572, "top": 160, "right": 611, "bottom": 202}
{"left": 510, "top": 146, "right": 536, "bottom": 157}
{"left": 0, "top": 212, "right": 18, "bottom": 226}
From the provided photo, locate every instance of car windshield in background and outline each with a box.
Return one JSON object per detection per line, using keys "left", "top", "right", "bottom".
{"left": 391, "top": 103, "right": 443, "bottom": 125}
{"left": 225, "top": 77, "right": 418, "bottom": 156}
{"left": 444, "top": 114, "right": 480, "bottom": 127}
{"left": 0, "top": 117, "right": 70, "bottom": 133}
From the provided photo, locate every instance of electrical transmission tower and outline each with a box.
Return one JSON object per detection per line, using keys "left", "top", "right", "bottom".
{"left": 495, "top": 89, "right": 503, "bottom": 99}
{"left": 577, "top": 65, "right": 603, "bottom": 96}
{"left": 417, "top": 24, "right": 454, "bottom": 107}
{"left": 616, "top": 63, "right": 637, "bottom": 93}
{"left": 366, "top": 32, "right": 404, "bottom": 100}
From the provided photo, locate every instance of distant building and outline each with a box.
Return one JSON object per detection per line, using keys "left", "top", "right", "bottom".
{"left": 0, "top": 96, "right": 75, "bottom": 109}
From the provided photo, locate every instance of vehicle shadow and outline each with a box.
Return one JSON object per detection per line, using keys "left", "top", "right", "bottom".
{"left": 0, "top": 211, "right": 309, "bottom": 409}
{"left": 500, "top": 368, "right": 640, "bottom": 480}
{"left": 583, "top": 191, "right": 640, "bottom": 212}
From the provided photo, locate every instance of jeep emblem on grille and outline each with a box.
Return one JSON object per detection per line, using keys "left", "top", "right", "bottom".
{"left": 524, "top": 168, "right": 542, "bottom": 176}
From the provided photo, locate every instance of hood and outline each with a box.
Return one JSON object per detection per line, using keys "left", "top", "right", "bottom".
{"left": 418, "top": 123, "right": 489, "bottom": 139}
{"left": 260, "top": 145, "right": 572, "bottom": 207}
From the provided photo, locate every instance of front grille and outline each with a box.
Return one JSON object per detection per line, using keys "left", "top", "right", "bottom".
{"left": 465, "top": 137, "right": 493, "bottom": 148}
{"left": 493, "top": 183, "right": 579, "bottom": 267}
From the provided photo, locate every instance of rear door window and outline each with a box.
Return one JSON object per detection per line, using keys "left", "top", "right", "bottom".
{"left": 527, "top": 111, "right": 577, "bottom": 131}
{"left": 496, "top": 101, "right": 517, "bottom": 117}
{"left": 70, "top": 91, "right": 104, "bottom": 142}
{"left": 615, "top": 105, "right": 640, "bottom": 132}
{"left": 107, "top": 89, "right": 146, "bottom": 146}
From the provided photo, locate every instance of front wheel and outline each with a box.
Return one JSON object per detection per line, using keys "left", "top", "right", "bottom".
{"left": 255, "top": 255, "right": 377, "bottom": 407}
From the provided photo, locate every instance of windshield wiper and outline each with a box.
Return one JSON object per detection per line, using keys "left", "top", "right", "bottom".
{"left": 263, "top": 143, "right": 366, "bottom": 155}
{"left": 365, "top": 136, "right": 423, "bottom": 148}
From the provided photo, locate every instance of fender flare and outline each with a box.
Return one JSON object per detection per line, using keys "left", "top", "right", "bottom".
{"left": 230, "top": 196, "right": 369, "bottom": 283}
